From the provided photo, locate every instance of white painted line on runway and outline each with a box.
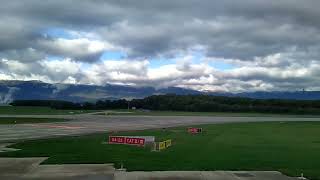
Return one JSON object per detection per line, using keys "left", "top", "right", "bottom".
{"left": 25, "top": 124, "right": 85, "bottom": 129}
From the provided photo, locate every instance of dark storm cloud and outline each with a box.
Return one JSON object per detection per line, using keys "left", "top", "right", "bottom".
{"left": 1, "top": 0, "right": 320, "bottom": 60}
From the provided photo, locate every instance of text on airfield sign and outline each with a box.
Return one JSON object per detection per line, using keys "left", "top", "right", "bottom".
{"left": 109, "top": 136, "right": 145, "bottom": 146}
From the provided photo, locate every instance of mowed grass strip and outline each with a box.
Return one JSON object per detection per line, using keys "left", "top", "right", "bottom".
{"left": 0, "top": 106, "right": 98, "bottom": 115}
{"left": 0, "top": 117, "right": 69, "bottom": 124}
{"left": 1, "top": 122, "right": 320, "bottom": 179}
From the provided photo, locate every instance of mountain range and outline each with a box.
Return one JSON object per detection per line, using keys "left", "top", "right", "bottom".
{"left": 0, "top": 80, "right": 319, "bottom": 104}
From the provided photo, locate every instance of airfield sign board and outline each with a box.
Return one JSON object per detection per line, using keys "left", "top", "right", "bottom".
{"left": 158, "top": 139, "right": 172, "bottom": 150}
{"left": 109, "top": 136, "right": 145, "bottom": 146}
{"left": 109, "top": 136, "right": 126, "bottom": 144}
{"left": 159, "top": 141, "right": 166, "bottom": 150}
{"left": 188, "top": 127, "right": 202, "bottom": 134}
{"left": 165, "top": 139, "right": 172, "bottom": 147}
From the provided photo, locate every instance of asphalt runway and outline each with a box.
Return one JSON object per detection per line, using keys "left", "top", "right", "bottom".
{"left": 1, "top": 114, "right": 320, "bottom": 142}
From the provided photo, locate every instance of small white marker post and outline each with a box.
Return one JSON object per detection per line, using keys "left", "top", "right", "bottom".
{"left": 299, "top": 173, "right": 306, "bottom": 180}
{"left": 117, "top": 162, "right": 126, "bottom": 171}
{"left": 151, "top": 142, "right": 158, "bottom": 152}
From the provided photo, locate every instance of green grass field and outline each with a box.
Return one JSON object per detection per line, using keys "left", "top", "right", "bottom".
{"left": 1, "top": 122, "right": 320, "bottom": 179}
{"left": 0, "top": 106, "right": 99, "bottom": 115}
{"left": 0, "top": 117, "right": 68, "bottom": 124}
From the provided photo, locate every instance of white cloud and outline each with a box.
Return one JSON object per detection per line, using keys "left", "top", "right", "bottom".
{"left": 1, "top": 0, "right": 320, "bottom": 92}
{"left": 0, "top": 54, "right": 320, "bottom": 92}
{"left": 40, "top": 58, "right": 81, "bottom": 75}
{"left": 37, "top": 38, "right": 116, "bottom": 62}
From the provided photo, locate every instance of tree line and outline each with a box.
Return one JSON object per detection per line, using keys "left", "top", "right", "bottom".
{"left": 10, "top": 94, "right": 320, "bottom": 114}
{"left": 9, "top": 99, "right": 129, "bottom": 110}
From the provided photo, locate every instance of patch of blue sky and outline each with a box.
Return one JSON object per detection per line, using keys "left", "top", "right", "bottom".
{"left": 148, "top": 52, "right": 205, "bottom": 68}
{"left": 184, "top": 51, "right": 236, "bottom": 70}
{"left": 100, "top": 51, "right": 126, "bottom": 61}
{"left": 148, "top": 58, "right": 176, "bottom": 68}
{"left": 45, "top": 55, "right": 64, "bottom": 61}
{"left": 208, "top": 61, "right": 236, "bottom": 70}
{"left": 79, "top": 62, "right": 93, "bottom": 70}
{"left": 188, "top": 51, "right": 205, "bottom": 64}
{"left": 42, "top": 28, "right": 75, "bottom": 39}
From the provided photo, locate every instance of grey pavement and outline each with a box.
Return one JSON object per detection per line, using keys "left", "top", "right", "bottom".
{"left": 0, "top": 157, "right": 303, "bottom": 180}
{"left": 0, "top": 157, "right": 115, "bottom": 180}
{"left": 114, "top": 171, "right": 302, "bottom": 180}
{"left": 0, "top": 114, "right": 320, "bottom": 142}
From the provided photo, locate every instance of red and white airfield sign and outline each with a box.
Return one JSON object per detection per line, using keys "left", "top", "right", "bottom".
{"left": 109, "top": 136, "right": 146, "bottom": 146}
{"left": 188, "top": 127, "right": 202, "bottom": 134}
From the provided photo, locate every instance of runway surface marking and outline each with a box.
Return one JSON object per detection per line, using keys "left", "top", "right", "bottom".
{"left": 25, "top": 124, "right": 85, "bottom": 129}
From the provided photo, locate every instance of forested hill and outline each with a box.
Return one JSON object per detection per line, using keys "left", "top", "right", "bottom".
{"left": 11, "top": 94, "right": 320, "bottom": 114}
{"left": 0, "top": 80, "right": 200, "bottom": 103}
{"left": 1, "top": 80, "right": 320, "bottom": 104}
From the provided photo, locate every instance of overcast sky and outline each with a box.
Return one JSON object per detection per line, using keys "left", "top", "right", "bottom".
{"left": 1, "top": 0, "right": 320, "bottom": 92}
